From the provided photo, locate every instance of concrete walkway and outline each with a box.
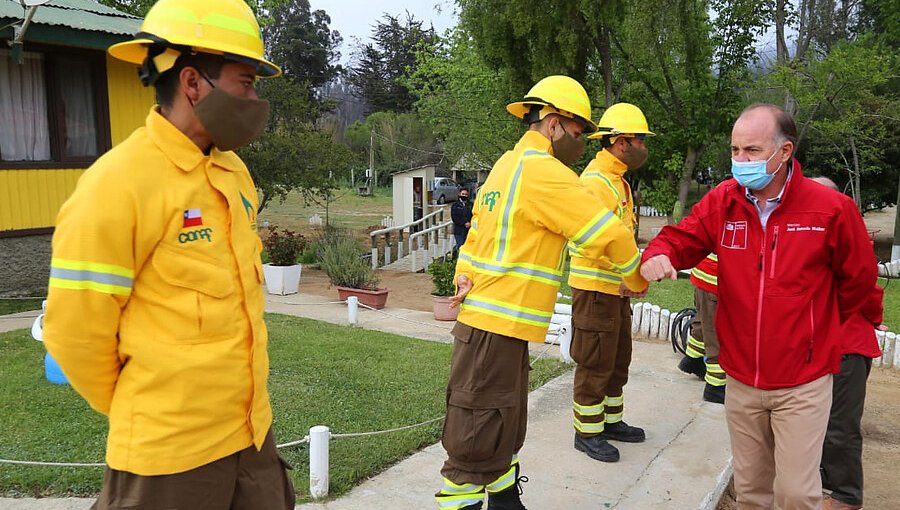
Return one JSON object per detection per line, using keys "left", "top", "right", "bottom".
{"left": 0, "top": 294, "right": 732, "bottom": 509}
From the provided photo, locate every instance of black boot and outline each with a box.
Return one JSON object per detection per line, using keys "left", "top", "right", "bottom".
{"left": 678, "top": 355, "right": 706, "bottom": 379}
{"left": 487, "top": 470, "right": 528, "bottom": 509}
{"left": 703, "top": 383, "right": 726, "bottom": 404}
{"left": 601, "top": 421, "right": 646, "bottom": 443}
{"left": 574, "top": 434, "right": 620, "bottom": 462}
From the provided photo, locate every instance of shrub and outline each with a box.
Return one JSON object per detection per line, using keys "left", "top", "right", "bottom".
{"left": 263, "top": 227, "right": 306, "bottom": 266}
{"left": 320, "top": 238, "right": 380, "bottom": 290}
{"left": 427, "top": 257, "right": 457, "bottom": 297}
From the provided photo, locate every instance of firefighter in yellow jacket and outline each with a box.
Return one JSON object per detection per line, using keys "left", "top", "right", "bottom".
{"left": 434, "top": 78, "right": 648, "bottom": 510}
{"left": 567, "top": 103, "right": 654, "bottom": 463}
{"left": 41, "top": 1, "right": 295, "bottom": 508}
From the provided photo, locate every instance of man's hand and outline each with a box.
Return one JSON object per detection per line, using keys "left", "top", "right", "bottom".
{"left": 640, "top": 254, "right": 678, "bottom": 282}
{"left": 449, "top": 275, "right": 472, "bottom": 308}
{"left": 877, "top": 324, "right": 889, "bottom": 332}
{"left": 619, "top": 283, "right": 648, "bottom": 298}
{"left": 465, "top": 222, "right": 471, "bottom": 228}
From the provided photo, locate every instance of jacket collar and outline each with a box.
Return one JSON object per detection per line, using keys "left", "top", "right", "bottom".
{"left": 592, "top": 150, "right": 628, "bottom": 177}
{"left": 516, "top": 130, "right": 553, "bottom": 155}
{"left": 146, "top": 107, "right": 243, "bottom": 173}
{"left": 728, "top": 158, "right": 804, "bottom": 205}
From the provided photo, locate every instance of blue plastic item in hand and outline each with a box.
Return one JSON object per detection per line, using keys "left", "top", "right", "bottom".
{"left": 44, "top": 352, "right": 69, "bottom": 385}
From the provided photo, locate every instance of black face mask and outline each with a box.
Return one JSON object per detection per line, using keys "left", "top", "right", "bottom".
{"left": 460, "top": 196, "right": 469, "bottom": 202}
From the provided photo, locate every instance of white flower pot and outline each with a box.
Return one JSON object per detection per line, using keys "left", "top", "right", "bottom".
{"left": 263, "top": 263, "right": 302, "bottom": 295}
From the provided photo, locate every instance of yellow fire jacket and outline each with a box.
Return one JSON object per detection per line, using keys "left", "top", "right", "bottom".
{"left": 43, "top": 108, "right": 271, "bottom": 476}
{"left": 456, "top": 131, "right": 647, "bottom": 343}
{"left": 568, "top": 150, "right": 638, "bottom": 295}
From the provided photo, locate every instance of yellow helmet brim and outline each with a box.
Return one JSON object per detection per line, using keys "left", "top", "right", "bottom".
{"left": 108, "top": 38, "right": 282, "bottom": 78}
{"left": 506, "top": 100, "right": 599, "bottom": 134}
{"left": 587, "top": 129, "right": 656, "bottom": 140}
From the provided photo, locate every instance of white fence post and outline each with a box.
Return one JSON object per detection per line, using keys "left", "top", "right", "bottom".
{"left": 650, "top": 305, "right": 661, "bottom": 339}
{"left": 883, "top": 332, "right": 896, "bottom": 369}
{"left": 309, "top": 425, "right": 330, "bottom": 499}
{"left": 347, "top": 296, "right": 358, "bottom": 326}
{"left": 371, "top": 248, "right": 377, "bottom": 269}
{"left": 892, "top": 333, "right": 900, "bottom": 369}
{"left": 632, "top": 302, "right": 643, "bottom": 334}
{"left": 659, "top": 309, "right": 671, "bottom": 343}
{"left": 640, "top": 303, "right": 653, "bottom": 337}
{"left": 874, "top": 330, "right": 886, "bottom": 367}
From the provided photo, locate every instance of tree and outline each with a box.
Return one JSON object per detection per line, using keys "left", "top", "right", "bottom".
{"left": 613, "top": 0, "right": 767, "bottom": 219}
{"left": 453, "top": 1, "right": 766, "bottom": 221}
{"left": 764, "top": 0, "right": 900, "bottom": 212}
{"left": 409, "top": 28, "right": 522, "bottom": 174}
{"left": 344, "top": 111, "right": 442, "bottom": 185}
{"left": 349, "top": 13, "right": 438, "bottom": 113}
{"left": 239, "top": 77, "right": 356, "bottom": 213}
{"left": 262, "top": 0, "right": 342, "bottom": 89}
{"left": 771, "top": 37, "right": 899, "bottom": 212}
{"left": 97, "top": 0, "right": 155, "bottom": 16}
{"left": 456, "top": 0, "right": 626, "bottom": 106}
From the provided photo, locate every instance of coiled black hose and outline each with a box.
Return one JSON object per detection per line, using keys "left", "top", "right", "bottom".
{"left": 670, "top": 307, "right": 696, "bottom": 355}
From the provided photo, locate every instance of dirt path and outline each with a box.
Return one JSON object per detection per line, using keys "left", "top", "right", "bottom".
{"left": 297, "top": 267, "right": 436, "bottom": 312}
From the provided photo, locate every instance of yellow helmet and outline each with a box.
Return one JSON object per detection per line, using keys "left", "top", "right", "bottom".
{"left": 507, "top": 75, "right": 598, "bottom": 133}
{"left": 589, "top": 102, "right": 655, "bottom": 140}
{"left": 108, "top": 0, "right": 281, "bottom": 85}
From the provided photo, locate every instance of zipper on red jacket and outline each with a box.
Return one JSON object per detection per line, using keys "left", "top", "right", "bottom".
{"left": 755, "top": 236, "right": 766, "bottom": 387}
{"left": 769, "top": 226, "right": 779, "bottom": 279}
{"left": 807, "top": 301, "right": 815, "bottom": 363}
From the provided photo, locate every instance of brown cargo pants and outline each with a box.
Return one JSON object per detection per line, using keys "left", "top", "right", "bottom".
{"left": 440, "top": 322, "right": 530, "bottom": 485}
{"left": 91, "top": 428, "right": 295, "bottom": 510}
{"left": 571, "top": 289, "right": 632, "bottom": 436}
{"left": 690, "top": 286, "right": 720, "bottom": 361}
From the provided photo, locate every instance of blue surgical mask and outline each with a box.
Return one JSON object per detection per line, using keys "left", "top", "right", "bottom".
{"left": 731, "top": 148, "right": 784, "bottom": 190}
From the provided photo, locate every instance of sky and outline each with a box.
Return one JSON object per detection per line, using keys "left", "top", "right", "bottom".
{"left": 308, "top": 0, "right": 458, "bottom": 64}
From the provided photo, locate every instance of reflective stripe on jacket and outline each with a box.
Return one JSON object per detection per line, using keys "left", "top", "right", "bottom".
{"left": 642, "top": 160, "right": 877, "bottom": 390}
{"left": 690, "top": 253, "right": 718, "bottom": 295}
{"left": 456, "top": 131, "right": 647, "bottom": 343}
{"left": 44, "top": 108, "right": 271, "bottom": 475}
{"left": 567, "top": 150, "right": 637, "bottom": 295}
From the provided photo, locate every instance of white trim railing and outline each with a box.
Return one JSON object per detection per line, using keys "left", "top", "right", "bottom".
{"left": 370, "top": 206, "right": 453, "bottom": 270}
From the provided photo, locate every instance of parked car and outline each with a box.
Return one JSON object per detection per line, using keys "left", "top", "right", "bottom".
{"left": 431, "top": 177, "right": 460, "bottom": 204}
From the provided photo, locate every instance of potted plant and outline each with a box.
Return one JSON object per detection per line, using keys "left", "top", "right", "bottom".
{"left": 428, "top": 257, "right": 459, "bottom": 321}
{"left": 320, "top": 237, "right": 389, "bottom": 309}
{"left": 262, "top": 226, "right": 306, "bottom": 295}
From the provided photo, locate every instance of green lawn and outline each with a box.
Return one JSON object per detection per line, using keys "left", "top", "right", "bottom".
{"left": 0, "top": 314, "right": 570, "bottom": 501}
{"left": 0, "top": 298, "right": 44, "bottom": 316}
{"left": 259, "top": 187, "right": 393, "bottom": 238}
{"left": 557, "top": 268, "right": 694, "bottom": 313}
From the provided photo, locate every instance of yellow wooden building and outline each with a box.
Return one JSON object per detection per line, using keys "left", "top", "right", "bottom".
{"left": 0, "top": 0, "right": 153, "bottom": 295}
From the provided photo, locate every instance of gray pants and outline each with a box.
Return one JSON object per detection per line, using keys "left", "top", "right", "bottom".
{"left": 821, "top": 353, "right": 871, "bottom": 506}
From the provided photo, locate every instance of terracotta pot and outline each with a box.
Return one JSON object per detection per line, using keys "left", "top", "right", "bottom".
{"left": 432, "top": 295, "right": 459, "bottom": 321}
{"left": 336, "top": 286, "right": 390, "bottom": 310}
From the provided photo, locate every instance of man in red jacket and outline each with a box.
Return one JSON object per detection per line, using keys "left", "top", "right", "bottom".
{"left": 640, "top": 104, "right": 877, "bottom": 510}
{"left": 810, "top": 176, "right": 885, "bottom": 510}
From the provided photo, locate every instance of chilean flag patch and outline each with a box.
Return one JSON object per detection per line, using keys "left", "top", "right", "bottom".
{"left": 183, "top": 208, "right": 203, "bottom": 228}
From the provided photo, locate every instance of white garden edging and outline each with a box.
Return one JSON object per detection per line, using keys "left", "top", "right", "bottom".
{"left": 544, "top": 297, "right": 900, "bottom": 370}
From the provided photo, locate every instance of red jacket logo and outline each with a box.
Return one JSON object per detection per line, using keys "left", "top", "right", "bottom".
{"left": 721, "top": 221, "right": 748, "bottom": 250}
